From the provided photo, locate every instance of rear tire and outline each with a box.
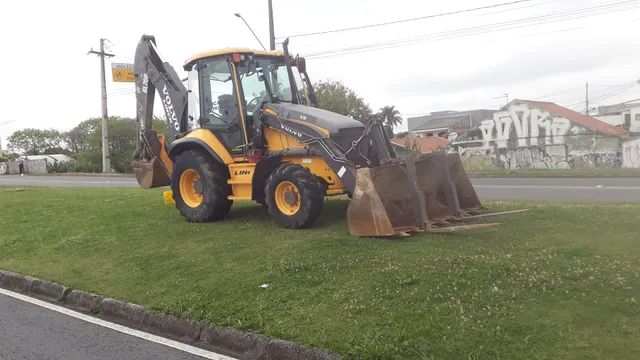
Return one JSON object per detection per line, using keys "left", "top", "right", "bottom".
{"left": 265, "top": 165, "right": 324, "bottom": 229}
{"left": 171, "top": 149, "right": 232, "bottom": 222}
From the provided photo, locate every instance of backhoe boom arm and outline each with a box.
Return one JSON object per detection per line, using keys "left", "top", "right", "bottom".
{"left": 134, "top": 35, "right": 189, "bottom": 141}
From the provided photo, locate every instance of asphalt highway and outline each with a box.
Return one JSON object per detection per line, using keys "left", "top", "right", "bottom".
{"left": 1, "top": 174, "right": 639, "bottom": 202}
{"left": 0, "top": 291, "right": 231, "bottom": 360}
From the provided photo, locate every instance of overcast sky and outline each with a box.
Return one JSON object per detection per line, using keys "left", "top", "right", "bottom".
{"left": 1, "top": 0, "right": 640, "bottom": 146}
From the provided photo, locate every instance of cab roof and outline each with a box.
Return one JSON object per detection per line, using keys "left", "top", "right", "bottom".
{"left": 184, "top": 48, "right": 284, "bottom": 66}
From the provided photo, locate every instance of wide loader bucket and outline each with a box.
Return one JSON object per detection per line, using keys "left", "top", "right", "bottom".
{"left": 347, "top": 151, "right": 483, "bottom": 236}
{"left": 132, "top": 157, "right": 171, "bottom": 189}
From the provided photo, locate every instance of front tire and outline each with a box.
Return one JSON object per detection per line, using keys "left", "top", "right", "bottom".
{"left": 265, "top": 165, "right": 324, "bottom": 229}
{"left": 171, "top": 149, "right": 232, "bottom": 222}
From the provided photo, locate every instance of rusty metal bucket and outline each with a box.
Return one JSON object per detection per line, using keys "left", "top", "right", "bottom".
{"left": 347, "top": 151, "right": 484, "bottom": 236}
{"left": 132, "top": 129, "right": 172, "bottom": 189}
{"left": 132, "top": 157, "right": 171, "bottom": 189}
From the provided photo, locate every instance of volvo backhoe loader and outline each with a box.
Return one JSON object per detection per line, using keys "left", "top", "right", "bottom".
{"left": 132, "top": 35, "right": 503, "bottom": 236}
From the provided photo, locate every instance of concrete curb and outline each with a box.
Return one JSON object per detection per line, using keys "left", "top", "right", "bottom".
{"left": 0, "top": 269, "right": 340, "bottom": 360}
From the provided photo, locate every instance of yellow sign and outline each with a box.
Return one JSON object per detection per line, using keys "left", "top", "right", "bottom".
{"left": 111, "top": 63, "right": 134, "bottom": 83}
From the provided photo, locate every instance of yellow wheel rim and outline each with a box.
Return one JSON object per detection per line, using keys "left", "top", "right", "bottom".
{"left": 179, "top": 169, "right": 203, "bottom": 208}
{"left": 274, "top": 181, "right": 301, "bottom": 215}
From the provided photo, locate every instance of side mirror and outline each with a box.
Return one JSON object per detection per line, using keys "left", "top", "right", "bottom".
{"left": 295, "top": 57, "right": 307, "bottom": 73}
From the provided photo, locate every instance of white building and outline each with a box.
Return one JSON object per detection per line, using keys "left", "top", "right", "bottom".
{"left": 598, "top": 100, "right": 640, "bottom": 133}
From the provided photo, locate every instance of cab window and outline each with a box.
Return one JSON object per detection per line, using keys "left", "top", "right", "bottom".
{"left": 199, "top": 58, "right": 243, "bottom": 150}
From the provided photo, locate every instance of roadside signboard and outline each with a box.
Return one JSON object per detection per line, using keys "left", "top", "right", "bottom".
{"left": 111, "top": 63, "right": 134, "bottom": 83}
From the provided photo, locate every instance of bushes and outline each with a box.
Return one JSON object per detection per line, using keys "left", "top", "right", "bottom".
{"left": 47, "top": 160, "right": 102, "bottom": 174}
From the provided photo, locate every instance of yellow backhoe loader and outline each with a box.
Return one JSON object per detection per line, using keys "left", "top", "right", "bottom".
{"left": 132, "top": 35, "right": 507, "bottom": 236}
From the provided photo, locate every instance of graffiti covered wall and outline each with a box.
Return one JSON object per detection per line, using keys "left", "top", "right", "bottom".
{"left": 623, "top": 138, "right": 640, "bottom": 168}
{"left": 456, "top": 102, "right": 624, "bottom": 169}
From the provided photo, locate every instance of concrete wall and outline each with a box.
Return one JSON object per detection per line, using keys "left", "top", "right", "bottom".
{"left": 3, "top": 159, "right": 48, "bottom": 175}
{"left": 623, "top": 138, "right": 640, "bottom": 168}
{"left": 0, "top": 162, "right": 6, "bottom": 175}
{"left": 455, "top": 103, "right": 625, "bottom": 169}
{"left": 25, "top": 159, "right": 47, "bottom": 174}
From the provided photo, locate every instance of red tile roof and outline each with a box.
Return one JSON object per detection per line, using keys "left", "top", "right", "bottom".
{"left": 390, "top": 136, "right": 450, "bottom": 154}
{"left": 519, "top": 100, "right": 629, "bottom": 137}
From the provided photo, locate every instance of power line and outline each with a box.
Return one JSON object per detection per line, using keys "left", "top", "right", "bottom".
{"left": 307, "top": 0, "right": 640, "bottom": 58}
{"left": 304, "top": 0, "right": 640, "bottom": 59}
{"left": 567, "top": 82, "right": 637, "bottom": 108}
{"left": 280, "top": 0, "right": 533, "bottom": 39}
{"left": 533, "top": 87, "right": 583, "bottom": 100}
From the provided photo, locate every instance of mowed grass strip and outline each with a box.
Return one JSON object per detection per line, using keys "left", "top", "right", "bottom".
{"left": 0, "top": 187, "right": 639, "bottom": 359}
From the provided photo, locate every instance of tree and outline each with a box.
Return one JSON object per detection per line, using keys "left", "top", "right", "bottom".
{"left": 379, "top": 105, "right": 402, "bottom": 128}
{"left": 378, "top": 105, "right": 403, "bottom": 135}
{"left": 8, "top": 128, "right": 63, "bottom": 155}
{"left": 313, "top": 80, "right": 371, "bottom": 121}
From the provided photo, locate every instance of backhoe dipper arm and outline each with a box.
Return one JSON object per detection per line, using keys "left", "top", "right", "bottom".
{"left": 134, "top": 35, "right": 188, "bottom": 141}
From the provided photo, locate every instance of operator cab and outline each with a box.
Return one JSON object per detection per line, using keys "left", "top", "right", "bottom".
{"left": 183, "top": 48, "right": 314, "bottom": 154}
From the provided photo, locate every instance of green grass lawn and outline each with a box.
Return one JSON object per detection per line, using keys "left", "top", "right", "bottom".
{"left": 1, "top": 187, "right": 639, "bottom": 359}
{"left": 466, "top": 167, "right": 640, "bottom": 178}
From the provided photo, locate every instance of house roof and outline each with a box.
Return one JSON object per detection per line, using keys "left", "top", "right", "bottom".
{"left": 408, "top": 109, "right": 496, "bottom": 131}
{"left": 412, "top": 115, "right": 467, "bottom": 131}
{"left": 516, "top": 100, "right": 629, "bottom": 137}
{"left": 597, "top": 98, "right": 640, "bottom": 115}
{"left": 390, "top": 136, "right": 450, "bottom": 154}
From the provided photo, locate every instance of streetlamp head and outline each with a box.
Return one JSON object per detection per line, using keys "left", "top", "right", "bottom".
{"left": 234, "top": 13, "right": 242, "bottom": 18}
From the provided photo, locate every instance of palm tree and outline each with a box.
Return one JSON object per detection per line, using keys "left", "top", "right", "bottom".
{"left": 378, "top": 105, "right": 402, "bottom": 136}
{"left": 376, "top": 105, "right": 402, "bottom": 137}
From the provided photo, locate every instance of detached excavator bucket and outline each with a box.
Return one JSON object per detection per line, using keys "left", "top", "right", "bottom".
{"left": 132, "top": 129, "right": 172, "bottom": 189}
{"left": 347, "top": 151, "right": 485, "bottom": 237}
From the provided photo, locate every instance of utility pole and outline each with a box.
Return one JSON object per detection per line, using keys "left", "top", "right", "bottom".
{"left": 88, "top": 39, "right": 114, "bottom": 173}
{"left": 268, "top": 0, "right": 275, "bottom": 50}
{"left": 585, "top": 82, "right": 589, "bottom": 115}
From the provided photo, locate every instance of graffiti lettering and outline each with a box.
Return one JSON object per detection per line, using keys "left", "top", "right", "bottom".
{"left": 481, "top": 104, "right": 571, "bottom": 148}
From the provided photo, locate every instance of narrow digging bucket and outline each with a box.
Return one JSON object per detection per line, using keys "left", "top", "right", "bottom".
{"left": 132, "top": 129, "right": 172, "bottom": 189}
{"left": 347, "top": 151, "right": 482, "bottom": 236}
{"left": 132, "top": 157, "right": 171, "bottom": 189}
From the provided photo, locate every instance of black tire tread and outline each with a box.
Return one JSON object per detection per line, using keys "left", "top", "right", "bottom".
{"left": 171, "top": 149, "right": 232, "bottom": 222}
{"left": 265, "top": 165, "right": 325, "bottom": 229}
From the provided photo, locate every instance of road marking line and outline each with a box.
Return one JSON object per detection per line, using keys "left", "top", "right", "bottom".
{"left": 0, "top": 288, "right": 236, "bottom": 360}
{"left": 474, "top": 185, "right": 640, "bottom": 190}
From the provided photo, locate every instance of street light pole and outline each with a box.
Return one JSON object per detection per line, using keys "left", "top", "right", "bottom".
{"left": 268, "top": 0, "right": 275, "bottom": 50}
{"left": 234, "top": 13, "right": 267, "bottom": 51}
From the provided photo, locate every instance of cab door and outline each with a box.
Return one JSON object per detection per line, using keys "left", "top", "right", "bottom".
{"left": 197, "top": 57, "right": 249, "bottom": 153}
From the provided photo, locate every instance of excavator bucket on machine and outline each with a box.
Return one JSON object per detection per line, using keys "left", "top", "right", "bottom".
{"left": 132, "top": 129, "right": 172, "bottom": 189}
{"left": 347, "top": 151, "right": 497, "bottom": 236}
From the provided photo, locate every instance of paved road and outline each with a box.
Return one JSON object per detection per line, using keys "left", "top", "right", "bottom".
{"left": 0, "top": 175, "right": 138, "bottom": 187}
{"left": 1, "top": 174, "right": 639, "bottom": 202}
{"left": 472, "top": 177, "right": 640, "bottom": 202}
{"left": 0, "top": 291, "right": 225, "bottom": 360}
